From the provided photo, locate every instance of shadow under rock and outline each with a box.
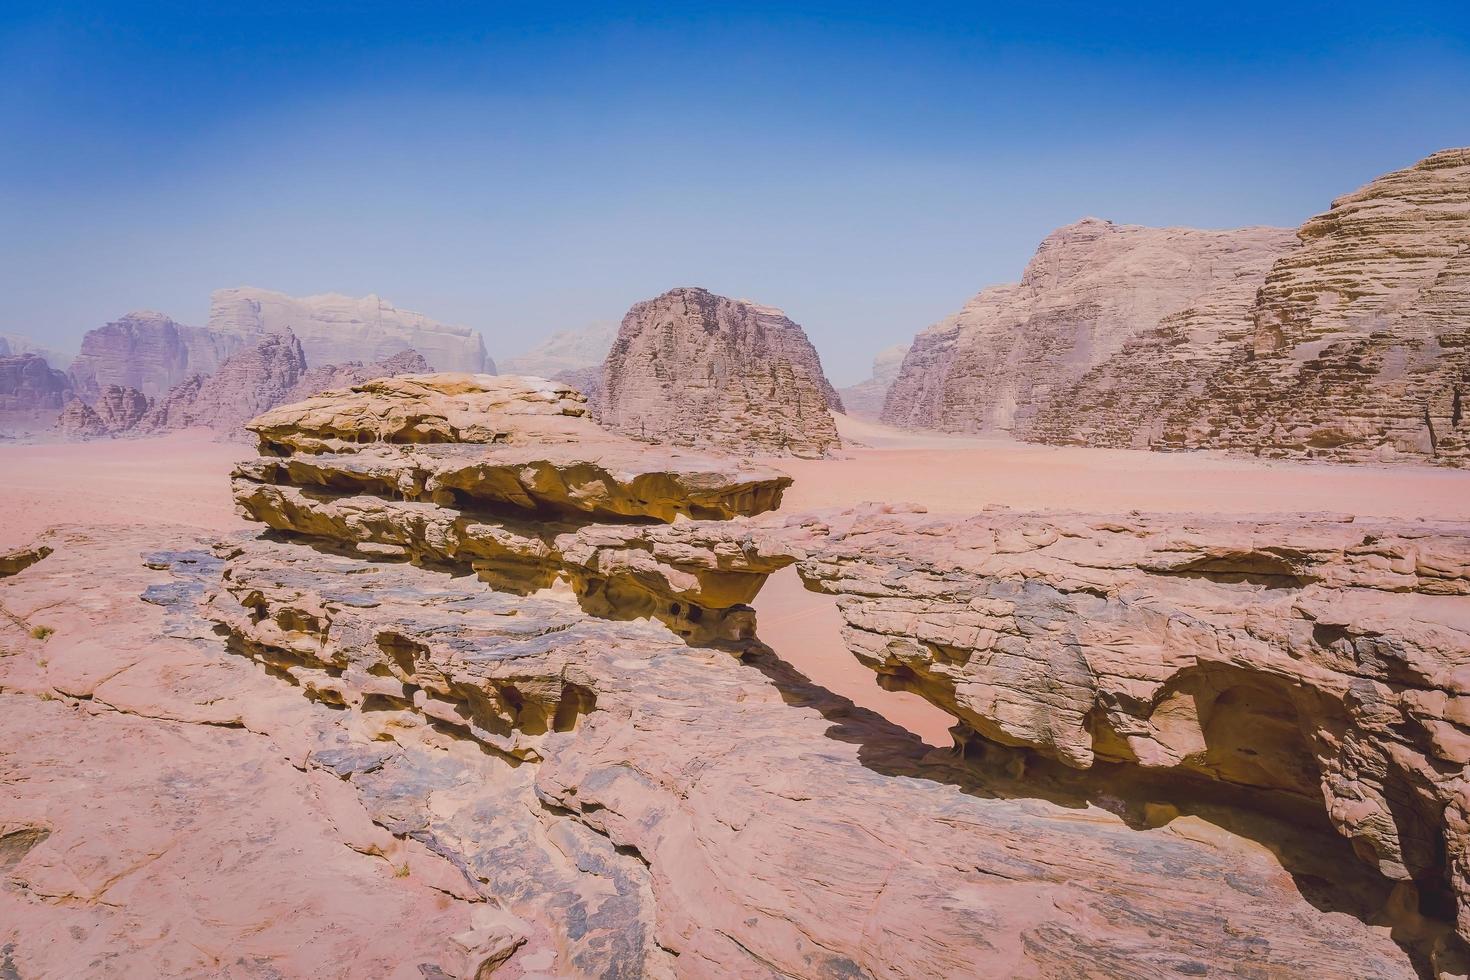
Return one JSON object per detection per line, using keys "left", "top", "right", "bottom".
{"left": 739, "top": 645, "right": 1453, "bottom": 979}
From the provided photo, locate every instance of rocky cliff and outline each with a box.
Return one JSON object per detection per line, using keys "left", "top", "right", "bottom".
{"left": 144, "top": 332, "right": 309, "bottom": 437}
{"left": 68, "top": 311, "right": 244, "bottom": 400}
{"left": 597, "top": 287, "right": 842, "bottom": 457}
{"left": 837, "top": 342, "right": 909, "bottom": 419}
{"left": 1171, "top": 147, "right": 1470, "bottom": 464}
{"left": 208, "top": 287, "right": 490, "bottom": 373}
{"left": 881, "top": 219, "right": 1295, "bottom": 437}
{"left": 0, "top": 354, "right": 73, "bottom": 412}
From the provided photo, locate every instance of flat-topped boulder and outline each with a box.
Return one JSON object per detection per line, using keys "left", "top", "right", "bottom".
{"left": 241, "top": 373, "right": 792, "bottom": 521}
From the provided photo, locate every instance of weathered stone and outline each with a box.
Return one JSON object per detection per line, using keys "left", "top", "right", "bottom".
{"left": 794, "top": 506, "right": 1470, "bottom": 941}
{"left": 1176, "top": 147, "right": 1470, "bottom": 465}
{"left": 201, "top": 531, "right": 1423, "bottom": 978}
{"left": 598, "top": 287, "right": 843, "bottom": 457}
{"left": 0, "top": 355, "right": 72, "bottom": 412}
{"left": 882, "top": 219, "right": 1295, "bottom": 438}
{"left": 68, "top": 311, "right": 244, "bottom": 400}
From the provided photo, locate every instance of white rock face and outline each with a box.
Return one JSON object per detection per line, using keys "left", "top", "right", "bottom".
{"left": 499, "top": 322, "right": 617, "bottom": 378}
{"left": 881, "top": 219, "right": 1295, "bottom": 436}
{"left": 838, "top": 343, "right": 910, "bottom": 419}
{"left": 208, "top": 288, "right": 490, "bottom": 374}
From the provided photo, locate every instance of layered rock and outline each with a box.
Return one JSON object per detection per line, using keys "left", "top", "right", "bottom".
{"left": 1173, "top": 148, "right": 1470, "bottom": 464}
{"left": 209, "top": 287, "right": 490, "bottom": 373}
{"left": 597, "top": 287, "right": 843, "bottom": 457}
{"left": 55, "top": 398, "right": 109, "bottom": 439}
{"left": 68, "top": 311, "right": 243, "bottom": 399}
{"left": 0, "top": 354, "right": 72, "bottom": 412}
{"left": 837, "top": 343, "right": 909, "bottom": 420}
{"left": 498, "top": 322, "right": 616, "bottom": 379}
{"left": 193, "top": 529, "right": 1419, "bottom": 977}
{"left": 56, "top": 385, "right": 154, "bottom": 439}
{"left": 234, "top": 373, "right": 795, "bottom": 644}
{"left": 881, "top": 219, "right": 1295, "bottom": 438}
{"left": 794, "top": 506, "right": 1470, "bottom": 944}
{"left": 142, "top": 332, "right": 308, "bottom": 439}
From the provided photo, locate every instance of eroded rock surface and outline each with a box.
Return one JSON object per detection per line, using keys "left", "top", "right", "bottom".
{"left": 597, "top": 287, "right": 843, "bottom": 457}
{"left": 198, "top": 530, "right": 1422, "bottom": 978}
{"left": 209, "top": 287, "right": 491, "bottom": 373}
{"left": 794, "top": 506, "right": 1470, "bottom": 949}
{"left": 0, "top": 354, "right": 73, "bottom": 435}
{"left": 68, "top": 311, "right": 244, "bottom": 400}
{"left": 1176, "top": 148, "right": 1470, "bottom": 464}
{"left": 882, "top": 219, "right": 1295, "bottom": 438}
{"left": 235, "top": 373, "right": 794, "bottom": 643}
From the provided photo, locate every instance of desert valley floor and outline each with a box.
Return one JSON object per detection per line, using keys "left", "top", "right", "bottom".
{"left": 4, "top": 411, "right": 1470, "bottom": 978}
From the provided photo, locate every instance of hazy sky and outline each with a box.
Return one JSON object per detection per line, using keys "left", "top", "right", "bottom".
{"left": 3, "top": 2, "right": 1469, "bottom": 383}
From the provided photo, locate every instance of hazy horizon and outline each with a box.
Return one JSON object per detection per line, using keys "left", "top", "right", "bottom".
{"left": 4, "top": 2, "right": 1469, "bottom": 384}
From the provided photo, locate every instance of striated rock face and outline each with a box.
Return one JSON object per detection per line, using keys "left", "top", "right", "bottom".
{"left": 795, "top": 506, "right": 1470, "bottom": 947}
{"left": 499, "top": 322, "right": 616, "bottom": 378}
{"left": 1174, "top": 148, "right": 1470, "bottom": 464}
{"left": 55, "top": 398, "right": 109, "bottom": 439}
{"left": 837, "top": 343, "right": 909, "bottom": 420}
{"left": 881, "top": 219, "right": 1295, "bottom": 438}
{"left": 597, "top": 287, "right": 843, "bottom": 457}
{"left": 68, "top": 311, "right": 243, "bottom": 400}
{"left": 0, "top": 354, "right": 72, "bottom": 412}
{"left": 209, "top": 287, "right": 490, "bottom": 374}
{"left": 235, "top": 373, "right": 794, "bottom": 643}
{"left": 143, "top": 332, "right": 308, "bottom": 437}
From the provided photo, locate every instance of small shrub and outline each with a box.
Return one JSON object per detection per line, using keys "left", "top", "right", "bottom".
{"left": 29, "top": 626, "right": 54, "bottom": 641}
{"left": 394, "top": 863, "right": 410, "bottom": 878}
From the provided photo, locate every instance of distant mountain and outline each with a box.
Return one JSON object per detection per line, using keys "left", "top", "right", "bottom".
{"left": 499, "top": 321, "right": 616, "bottom": 378}
{"left": 208, "top": 287, "right": 491, "bottom": 374}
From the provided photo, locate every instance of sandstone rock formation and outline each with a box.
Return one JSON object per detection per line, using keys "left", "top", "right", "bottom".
{"left": 209, "top": 287, "right": 490, "bottom": 373}
{"left": 499, "top": 321, "right": 616, "bottom": 378}
{"left": 54, "top": 398, "right": 109, "bottom": 439}
{"left": 56, "top": 385, "right": 154, "bottom": 439}
{"left": 125, "top": 374, "right": 1429, "bottom": 975}
{"left": 0, "top": 354, "right": 72, "bottom": 413}
{"left": 794, "top": 506, "right": 1470, "bottom": 951}
{"left": 597, "top": 287, "right": 843, "bottom": 457}
{"left": 1173, "top": 147, "right": 1470, "bottom": 464}
{"left": 837, "top": 343, "right": 909, "bottom": 419}
{"left": 881, "top": 219, "right": 1295, "bottom": 437}
{"left": 143, "top": 332, "right": 309, "bottom": 437}
{"left": 236, "top": 373, "right": 794, "bottom": 643}
{"left": 68, "top": 311, "right": 243, "bottom": 399}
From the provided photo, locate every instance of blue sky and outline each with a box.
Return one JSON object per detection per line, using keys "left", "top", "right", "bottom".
{"left": 3, "top": 2, "right": 1468, "bottom": 382}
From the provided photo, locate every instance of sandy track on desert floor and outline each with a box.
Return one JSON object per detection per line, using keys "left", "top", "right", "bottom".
{"left": 5, "top": 424, "right": 1469, "bottom": 743}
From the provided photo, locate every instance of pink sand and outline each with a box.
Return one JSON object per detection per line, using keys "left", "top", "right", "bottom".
{"left": 5, "top": 423, "right": 1469, "bottom": 747}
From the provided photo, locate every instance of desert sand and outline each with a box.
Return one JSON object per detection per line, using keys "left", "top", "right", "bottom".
{"left": 6, "top": 418, "right": 1468, "bottom": 749}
